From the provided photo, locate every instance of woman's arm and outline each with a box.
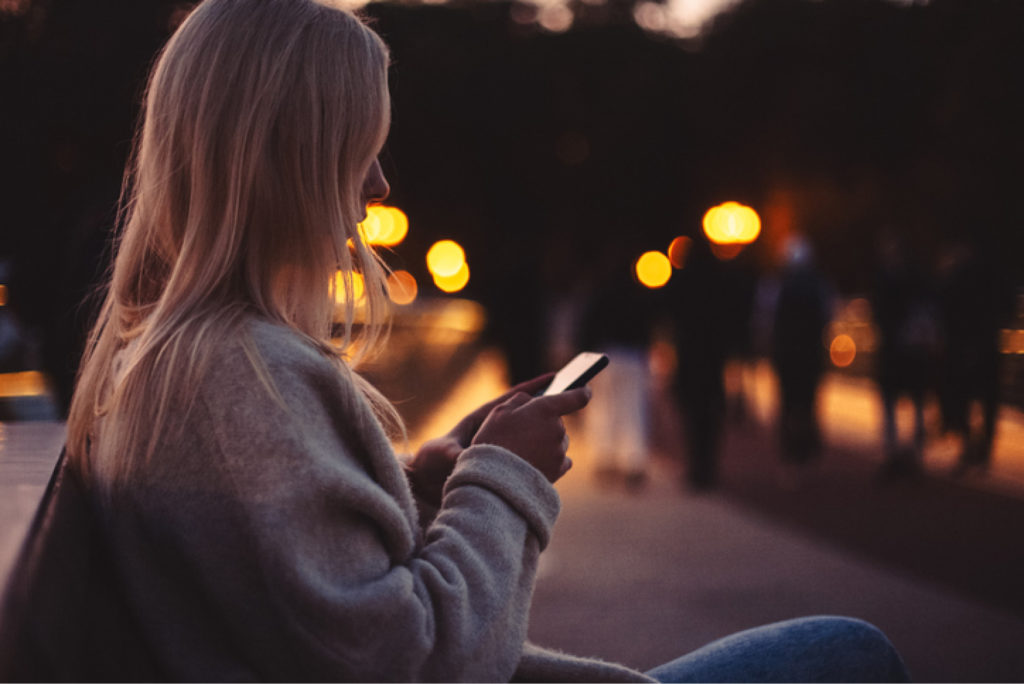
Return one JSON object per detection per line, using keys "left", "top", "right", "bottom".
{"left": 404, "top": 373, "right": 555, "bottom": 513}
{"left": 124, "top": 325, "right": 565, "bottom": 682}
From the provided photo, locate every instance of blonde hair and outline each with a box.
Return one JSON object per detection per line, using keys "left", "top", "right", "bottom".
{"left": 67, "top": 0, "right": 400, "bottom": 487}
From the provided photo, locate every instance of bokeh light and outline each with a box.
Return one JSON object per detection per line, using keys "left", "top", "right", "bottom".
{"left": 537, "top": 3, "right": 573, "bottom": 32}
{"left": 667, "top": 236, "right": 692, "bottom": 269}
{"left": 635, "top": 251, "right": 672, "bottom": 288}
{"left": 334, "top": 270, "right": 365, "bottom": 304}
{"left": 433, "top": 262, "right": 470, "bottom": 293}
{"left": 387, "top": 270, "right": 418, "bottom": 306}
{"left": 830, "top": 334, "right": 857, "bottom": 368}
{"left": 426, "top": 240, "right": 466, "bottom": 278}
{"left": 359, "top": 205, "right": 409, "bottom": 247}
{"left": 702, "top": 201, "right": 761, "bottom": 245}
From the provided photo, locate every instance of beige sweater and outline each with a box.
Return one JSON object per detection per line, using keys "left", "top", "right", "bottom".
{"left": 97, "top": 317, "right": 654, "bottom": 682}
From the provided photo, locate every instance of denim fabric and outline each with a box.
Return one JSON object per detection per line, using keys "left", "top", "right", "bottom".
{"left": 646, "top": 616, "right": 911, "bottom": 683}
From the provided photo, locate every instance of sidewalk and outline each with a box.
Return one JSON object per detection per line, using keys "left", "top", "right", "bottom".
{"left": 413, "top": 350, "right": 1024, "bottom": 682}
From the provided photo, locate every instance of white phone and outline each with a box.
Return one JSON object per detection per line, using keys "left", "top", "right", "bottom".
{"left": 541, "top": 352, "right": 609, "bottom": 396}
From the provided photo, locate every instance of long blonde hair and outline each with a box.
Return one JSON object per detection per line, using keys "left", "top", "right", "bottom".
{"left": 67, "top": 0, "right": 399, "bottom": 487}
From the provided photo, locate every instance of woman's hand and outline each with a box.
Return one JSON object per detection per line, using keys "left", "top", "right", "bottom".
{"left": 471, "top": 386, "right": 591, "bottom": 484}
{"left": 405, "top": 374, "right": 556, "bottom": 506}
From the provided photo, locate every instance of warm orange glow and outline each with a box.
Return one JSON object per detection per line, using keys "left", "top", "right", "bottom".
{"left": 635, "top": 251, "right": 672, "bottom": 288}
{"left": 359, "top": 205, "right": 409, "bottom": 247}
{"left": 1001, "top": 329, "right": 1024, "bottom": 355}
{"left": 0, "top": 284, "right": 6, "bottom": 306}
{"left": 710, "top": 242, "right": 744, "bottom": 261}
{"left": 0, "top": 371, "right": 47, "bottom": 398}
{"left": 433, "top": 262, "right": 470, "bottom": 293}
{"left": 379, "top": 207, "right": 409, "bottom": 246}
{"left": 358, "top": 209, "right": 384, "bottom": 244}
{"left": 830, "top": 334, "right": 857, "bottom": 368}
{"left": 334, "top": 270, "right": 365, "bottom": 304}
{"left": 702, "top": 202, "right": 761, "bottom": 245}
{"left": 667, "top": 236, "right": 692, "bottom": 269}
{"left": 387, "top": 270, "right": 418, "bottom": 306}
{"left": 538, "top": 4, "right": 573, "bottom": 32}
{"left": 426, "top": 240, "right": 466, "bottom": 278}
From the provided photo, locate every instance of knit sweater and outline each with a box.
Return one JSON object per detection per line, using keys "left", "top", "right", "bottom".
{"left": 96, "top": 317, "right": 654, "bottom": 682}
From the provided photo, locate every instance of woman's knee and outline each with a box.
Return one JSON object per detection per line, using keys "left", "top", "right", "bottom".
{"left": 646, "top": 616, "right": 909, "bottom": 683}
{"left": 793, "top": 615, "right": 910, "bottom": 682}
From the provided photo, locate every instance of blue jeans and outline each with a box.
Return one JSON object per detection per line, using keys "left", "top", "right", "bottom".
{"left": 646, "top": 616, "right": 911, "bottom": 683}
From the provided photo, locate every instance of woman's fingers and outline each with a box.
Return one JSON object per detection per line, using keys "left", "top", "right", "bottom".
{"left": 449, "top": 375, "right": 557, "bottom": 444}
{"left": 469, "top": 385, "right": 591, "bottom": 484}
{"left": 508, "top": 372, "right": 556, "bottom": 396}
{"left": 527, "top": 386, "right": 591, "bottom": 417}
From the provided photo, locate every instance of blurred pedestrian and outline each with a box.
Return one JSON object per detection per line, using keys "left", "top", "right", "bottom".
{"left": 771, "top": 235, "right": 833, "bottom": 470}
{"left": 937, "top": 237, "right": 1016, "bottom": 475}
{"left": 669, "top": 238, "right": 732, "bottom": 490}
{"left": 871, "top": 233, "right": 940, "bottom": 477}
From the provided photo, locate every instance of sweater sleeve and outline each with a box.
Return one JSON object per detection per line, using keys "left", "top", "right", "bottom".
{"left": 122, "top": 326, "right": 560, "bottom": 682}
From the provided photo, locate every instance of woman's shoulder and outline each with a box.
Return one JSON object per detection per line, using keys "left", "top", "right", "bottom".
{"left": 198, "top": 315, "right": 358, "bottom": 409}
{"left": 205, "top": 316, "right": 336, "bottom": 372}
{"left": 243, "top": 316, "right": 336, "bottom": 367}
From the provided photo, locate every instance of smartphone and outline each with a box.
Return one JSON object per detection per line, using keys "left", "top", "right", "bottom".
{"left": 541, "top": 352, "right": 609, "bottom": 396}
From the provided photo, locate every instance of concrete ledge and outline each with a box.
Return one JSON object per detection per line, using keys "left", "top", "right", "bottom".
{"left": 0, "top": 422, "right": 65, "bottom": 594}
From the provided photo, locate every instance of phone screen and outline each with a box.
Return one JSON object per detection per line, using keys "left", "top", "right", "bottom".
{"left": 542, "top": 352, "right": 609, "bottom": 396}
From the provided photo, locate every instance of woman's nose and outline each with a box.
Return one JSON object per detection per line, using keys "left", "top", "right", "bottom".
{"left": 363, "top": 159, "right": 390, "bottom": 203}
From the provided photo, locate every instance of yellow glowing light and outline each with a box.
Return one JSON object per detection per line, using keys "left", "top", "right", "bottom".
{"left": 334, "top": 270, "right": 365, "bottom": 304}
{"left": 0, "top": 284, "right": 7, "bottom": 306}
{"left": 387, "top": 270, "right": 418, "bottom": 306}
{"left": 358, "top": 209, "right": 383, "bottom": 243}
{"left": 426, "top": 240, "right": 466, "bottom": 278}
{"left": 359, "top": 205, "right": 409, "bottom": 247}
{"left": 702, "top": 201, "right": 761, "bottom": 245}
{"left": 635, "top": 251, "right": 672, "bottom": 288}
{"left": 667, "top": 236, "right": 692, "bottom": 269}
{"left": 433, "top": 262, "right": 470, "bottom": 293}
{"left": 378, "top": 207, "right": 408, "bottom": 246}
{"left": 830, "top": 334, "right": 857, "bottom": 368}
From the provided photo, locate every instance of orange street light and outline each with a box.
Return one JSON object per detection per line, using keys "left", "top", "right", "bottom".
{"left": 387, "top": 270, "right": 418, "bottom": 306}
{"left": 333, "top": 270, "right": 365, "bottom": 305}
{"left": 667, "top": 236, "right": 692, "bottom": 269}
{"left": 702, "top": 201, "right": 761, "bottom": 245}
{"left": 426, "top": 240, "right": 466, "bottom": 278}
{"left": 830, "top": 334, "right": 857, "bottom": 368}
{"left": 635, "top": 251, "right": 672, "bottom": 288}
{"left": 433, "top": 262, "right": 470, "bottom": 293}
{"left": 359, "top": 205, "right": 410, "bottom": 247}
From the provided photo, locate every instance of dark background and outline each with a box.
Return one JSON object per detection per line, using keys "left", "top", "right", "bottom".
{"left": 2, "top": 0, "right": 1022, "bottom": 400}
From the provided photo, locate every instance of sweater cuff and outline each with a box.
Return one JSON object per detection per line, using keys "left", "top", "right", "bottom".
{"left": 443, "top": 445, "right": 561, "bottom": 549}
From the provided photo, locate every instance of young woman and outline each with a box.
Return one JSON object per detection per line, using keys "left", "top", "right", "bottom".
{"left": 66, "top": 0, "right": 909, "bottom": 680}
